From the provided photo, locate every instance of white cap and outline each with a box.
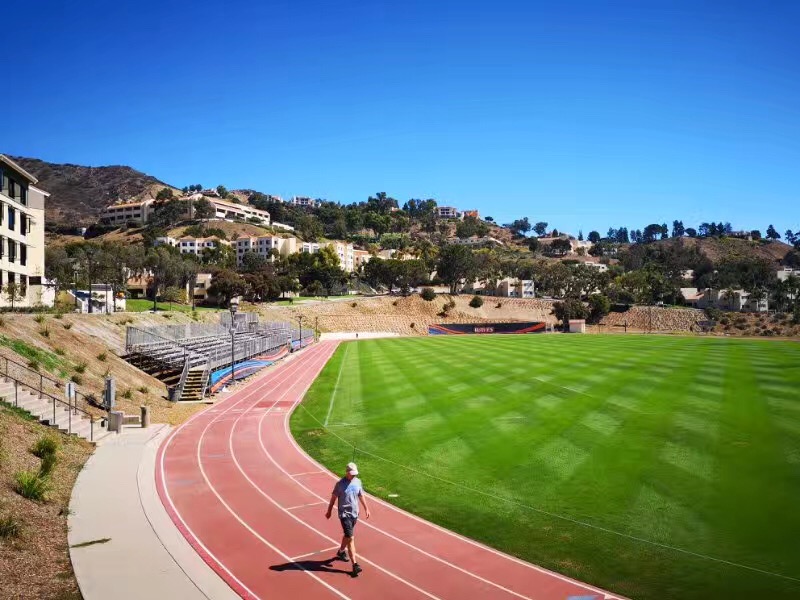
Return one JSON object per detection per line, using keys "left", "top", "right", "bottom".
{"left": 346, "top": 462, "right": 358, "bottom": 476}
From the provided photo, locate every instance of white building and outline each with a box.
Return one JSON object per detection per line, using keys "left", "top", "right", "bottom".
{"left": 777, "top": 267, "right": 799, "bottom": 282}
{"left": 0, "top": 155, "right": 51, "bottom": 308}
{"left": 301, "top": 241, "right": 355, "bottom": 272}
{"left": 497, "top": 278, "right": 535, "bottom": 298}
{"left": 290, "top": 196, "right": 319, "bottom": 208}
{"left": 435, "top": 206, "right": 460, "bottom": 219}
{"left": 101, "top": 194, "right": 271, "bottom": 226}
{"left": 236, "top": 235, "right": 297, "bottom": 265}
{"left": 681, "top": 288, "right": 769, "bottom": 312}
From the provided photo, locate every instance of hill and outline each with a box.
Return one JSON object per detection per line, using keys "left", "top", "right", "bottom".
{"left": 653, "top": 235, "right": 794, "bottom": 265}
{"left": 8, "top": 156, "right": 179, "bottom": 226}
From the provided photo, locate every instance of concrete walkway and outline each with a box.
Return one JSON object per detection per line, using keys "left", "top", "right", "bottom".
{"left": 68, "top": 425, "right": 238, "bottom": 600}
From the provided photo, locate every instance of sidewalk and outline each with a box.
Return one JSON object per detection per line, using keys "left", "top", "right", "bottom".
{"left": 68, "top": 425, "right": 239, "bottom": 600}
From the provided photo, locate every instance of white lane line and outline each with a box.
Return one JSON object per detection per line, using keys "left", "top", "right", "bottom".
{"left": 287, "top": 501, "right": 327, "bottom": 511}
{"left": 282, "top": 396, "right": 621, "bottom": 600}
{"left": 323, "top": 343, "right": 349, "bottom": 427}
{"left": 268, "top": 413, "right": 533, "bottom": 600}
{"left": 227, "top": 346, "right": 442, "bottom": 599}
{"left": 163, "top": 344, "right": 349, "bottom": 600}
{"left": 156, "top": 345, "right": 330, "bottom": 600}
{"left": 291, "top": 546, "right": 340, "bottom": 561}
{"left": 291, "top": 470, "right": 326, "bottom": 477}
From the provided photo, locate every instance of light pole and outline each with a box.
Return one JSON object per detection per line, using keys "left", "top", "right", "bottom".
{"left": 297, "top": 315, "right": 304, "bottom": 350}
{"left": 229, "top": 297, "right": 239, "bottom": 384}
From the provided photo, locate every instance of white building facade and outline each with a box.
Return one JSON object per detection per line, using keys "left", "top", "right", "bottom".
{"left": 0, "top": 155, "right": 51, "bottom": 308}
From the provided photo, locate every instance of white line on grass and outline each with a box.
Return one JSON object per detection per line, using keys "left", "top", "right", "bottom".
{"left": 323, "top": 343, "right": 350, "bottom": 427}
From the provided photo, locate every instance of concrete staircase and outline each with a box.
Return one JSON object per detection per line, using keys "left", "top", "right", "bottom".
{"left": 0, "top": 380, "right": 110, "bottom": 443}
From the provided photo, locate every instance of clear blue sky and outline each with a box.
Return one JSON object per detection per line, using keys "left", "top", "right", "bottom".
{"left": 4, "top": 0, "right": 799, "bottom": 236}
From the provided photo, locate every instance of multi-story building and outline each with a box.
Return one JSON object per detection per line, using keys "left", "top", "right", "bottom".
{"left": 301, "top": 241, "right": 355, "bottom": 272}
{"left": 235, "top": 235, "right": 297, "bottom": 265}
{"left": 154, "top": 236, "right": 230, "bottom": 257}
{"left": 435, "top": 206, "right": 460, "bottom": 219}
{"left": 290, "top": 196, "right": 318, "bottom": 208}
{"left": 497, "top": 278, "right": 535, "bottom": 298}
{"left": 353, "top": 249, "right": 372, "bottom": 270}
{"left": 100, "top": 198, "right": 156, "bottom": 226}
{"left": 462, "top": 209, "right": 480, "bottom": 219}
{"left": 0, "top": 155, "right": 52, "bottom": 307}
{"left": 101, "top": 195, "right": 271, "bottom": 226}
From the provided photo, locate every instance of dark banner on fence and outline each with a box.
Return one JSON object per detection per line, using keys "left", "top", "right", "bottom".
{"left": 428, "top": 322, "right": 546, "bottom": 335}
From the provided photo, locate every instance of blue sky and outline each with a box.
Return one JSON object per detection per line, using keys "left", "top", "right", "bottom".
{"left": 3, "top": 0, "right": 799, "bottom": 236}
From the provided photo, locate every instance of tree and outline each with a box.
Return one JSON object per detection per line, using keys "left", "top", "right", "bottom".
{"left": 240, "top": 251, "right": 268, "bottom": 274}
{"left": 149, "top": 199, "right": 187, "bottom": 229}
{"left": 766, "top": 224, "right": 780, "bottom": 240}
{"left": 420, "top": 287, "right": 436, "bottom": 301}
{"left": 546, "top": 238, "right": 572, "bottom": 257}
{"left": 533, "top": 222, "right": 548, "bottom": 237}
{"left": 508, "top": 217, "right": 531, "bottom": 237}
{"left": 162, "top": 286, "right": 184, "bottom": 310}
{"left": 672, "top": 220, "right": 685, "bottom": 238}
{"left": 642, "top": 224, "right": 664, "bottom": 243}
{"left": 551, "top": 228, "right": 560, "bottom": 237}
{"left": 194, "top": 197, "right": 215, "bottom": 221}
{"left": 661, "top": 223, "right": 669, "bottom": 240}
{"left": 587, "top": 294, "right": 611, "bottom": 322}
{"left": 4, "top": 282, "right": 24, "bottom": 309}
{"left": 44, "top": 246, "right": 75, "bottom": 299}
{"left": 456, "top": 216, "right": 489, "bottom": 239}
{"left": 551, "top": 299, "right": 588, "bottom": 329}
{"left": 750, "top": 230, "right": 762, "bottom": 240}
{"left": 578, "top": 230, "right": 584, "bottom": 241}
{"left": 155, "top": 187, "right": 174, "bottom": 202}
{"left": 686, "top": 227, "right": 697, "bottom": 238}
{"left": 485, "top": 216, "right": 494, "bottom": 222}
{"left": 216, "top": 185, "right": 228, "bottom": 198}
{"left": 437, "top": 244, "right": 477, "bottom": 294}
{"left": 208, "top": 270, "right": 245, "bottom": 305}
{"left": 588, "top": 231, "right": 601, "bottom": 244}
{"left": 527, "top": 237, "right": 540, "bottom": 253}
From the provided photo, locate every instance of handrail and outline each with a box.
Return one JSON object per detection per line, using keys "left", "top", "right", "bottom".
{"left": 173, "top": 359, "right": 191, "bottom": 402}
{"left": 1, "top": 359, "right": 96, "bottom": 441}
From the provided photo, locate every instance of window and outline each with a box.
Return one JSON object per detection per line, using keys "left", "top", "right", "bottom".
{"left": 0, "top": 236, "right": 3, "bottom": 258}
{"left": 20, "top": 275, "right": 27, "bottom": 296}
{"left": 8, "top": 239, "right": 15, "bottom": 262}
{"left": 20, "top": 244, "right": 26, "bottom": 266}
{"left": 7, "top": 206, "right": 14, "bottom": 231}
{"left": 20, "top": 215, "right": 27, "bottom": 236}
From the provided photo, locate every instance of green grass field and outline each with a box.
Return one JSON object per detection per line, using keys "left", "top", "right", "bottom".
{"left": 125, "top": 299, "right": 219, "bottom": 313}
{"left": 291, "top": 335, "right": 800, "bottom": 599}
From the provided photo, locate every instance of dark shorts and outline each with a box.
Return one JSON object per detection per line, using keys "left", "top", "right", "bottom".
{"left": 339, "top": 515, "right": 358, "bottom": 538}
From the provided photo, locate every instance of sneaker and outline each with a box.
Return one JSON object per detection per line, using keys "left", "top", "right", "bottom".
{"left": 336, "top": 550, "right": 349, "bottom": 562}
{"left": 352, "top": 563, "right": 362, "bottom": 577}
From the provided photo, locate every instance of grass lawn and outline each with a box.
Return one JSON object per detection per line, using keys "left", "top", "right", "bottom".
{"left": 291, "top": 335, "right": 800, "bottom": 599}
{"left": 125, "top": 299, "right": 219, "bottom": 313}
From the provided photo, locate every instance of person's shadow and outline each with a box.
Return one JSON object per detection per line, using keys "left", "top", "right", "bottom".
{"left": 270, "top": 557, "right": 352, "bottom": 576}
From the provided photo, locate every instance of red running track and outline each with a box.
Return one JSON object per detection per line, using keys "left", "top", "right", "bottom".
{"left": 156, "top": 341, "right": 621, "bottom": 600}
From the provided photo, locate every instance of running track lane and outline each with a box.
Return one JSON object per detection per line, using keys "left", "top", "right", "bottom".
{"left": 157, "top": 341, "right": 622, "bottom": 600}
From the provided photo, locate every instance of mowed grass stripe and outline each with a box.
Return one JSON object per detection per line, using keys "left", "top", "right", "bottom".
{"left": 291, "top": 335, "right": 800, "bottom": 600}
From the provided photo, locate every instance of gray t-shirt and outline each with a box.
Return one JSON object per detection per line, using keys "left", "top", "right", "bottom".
{"left": 332, "top": 477, "right": 363, "bottom": 518}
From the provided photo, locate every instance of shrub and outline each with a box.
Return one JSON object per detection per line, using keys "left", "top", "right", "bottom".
{"left": 63, "top": 322, "right": 73, "bottom": 330}
{"left": 495, "top": 302, "right": 503, "bottom": 308}
{"left": 420, "top": 288, "right": 436, "bottom": 302}
{"left": 469, "top": 295, "right": 484, "bottom": 308}
{"left": 34, "top": 314, "right": 46, "bottom": 324}
{"left": 54, "top": 313, "right": 64, "bottom": 320}
{"left": 97, "top": 352, "right": 107, "bottom": 362}
{"left": 704, "top": 307, "right": 723, "bottom": 321}
{"left": 0, "top": 515, "right": 21, "bottom": 539}
{"left": 30, "top": 436, "right": 60, "bottom": 459}
{"left": 720, "top": 317, "right": 730, "bottom": 325}
{"left": 28, "top": 359, "right": 40, "bottom": 371}
{"left": 162, "top": 313, "right": 172, "bottom": 319}
{"left": 392, "top": 300, "right": 399, "bottom": 306}
{"left": 351, "top": 302, "right": 357, "bottom": 308}
{"left": 409, "top": 322, "right": 415, "bottom": 329}
{"left": 0, "top": 316, "right": 5, "bottom": 326}
{"left": 70, "top": 374, "right": 83, "bottom": 385}
{"left": 54, "top": 348, "right": 66, "bottom": 356}
{"left": 138, "top": 386, "right": 149, "bottom": 395}
{"left": 39, "top": 452, "right": 58, "bottom": 477}
{"left": 14, "top": 470, "right": 50, "bottom": 501}
{"left": 39, "top": 327, "right": 50, "bottom": 338}
{"left": 74, "top": 361, "right": 88, "bottom": 374}
{"left": 122, "top": 388, "right": 134, "bottom": 400}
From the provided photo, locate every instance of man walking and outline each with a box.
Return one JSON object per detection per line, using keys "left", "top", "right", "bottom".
{"left": 326, "top": 462, "right": 370, "bottom": 577}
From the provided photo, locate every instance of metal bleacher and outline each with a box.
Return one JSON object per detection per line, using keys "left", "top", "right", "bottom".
{"left": 124, "top": 315, "right": 311, "bottom": 402}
